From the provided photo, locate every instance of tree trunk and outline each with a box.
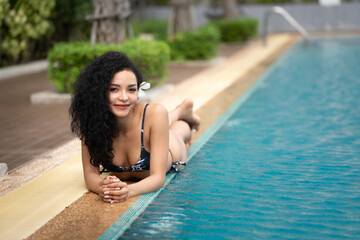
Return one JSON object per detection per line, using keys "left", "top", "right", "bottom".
{"left": 89, "top": 0, "right": 132, "bottom": 45}
{"left": 222, "top": 0, "right": 238, "bottom": 19}
{"left": 168, "top": 0, "right": 194, "bottom": 36}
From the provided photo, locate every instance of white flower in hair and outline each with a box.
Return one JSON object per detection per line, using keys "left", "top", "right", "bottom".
{"left": 138, "top": 82, "right": 151, "bottom": 98}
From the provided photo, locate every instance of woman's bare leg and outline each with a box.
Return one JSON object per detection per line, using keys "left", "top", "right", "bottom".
{"left": 170, "top": 120, "right": 191, "bottom": 144}
{"left": 166, "top": 99, "right": 201, "bottom": 170}
{"left": 168, "top": 121, "right": 191, "bottom": 170}
{"left": 168, "top": 98, "right": 200, "bottom": 131}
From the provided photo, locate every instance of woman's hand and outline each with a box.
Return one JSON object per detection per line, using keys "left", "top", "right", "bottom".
{"left": 99, "top": 176, "right": 129, "bottom": 203}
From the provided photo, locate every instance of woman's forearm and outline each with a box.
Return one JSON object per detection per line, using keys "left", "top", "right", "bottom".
{"left": 84, "top": 171, "right": 104, "bottom": 195}
{"left": 127, "top": 174, "right": 165, "bottom": 198}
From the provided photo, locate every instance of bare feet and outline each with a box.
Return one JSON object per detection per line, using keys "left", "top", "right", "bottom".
{"left": 176, "top": 98, "right": 201, "bottom": 132}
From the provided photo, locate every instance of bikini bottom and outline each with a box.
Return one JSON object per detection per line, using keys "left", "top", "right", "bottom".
{"left": 168, "top": 149, "right": 187, "bottom": 173}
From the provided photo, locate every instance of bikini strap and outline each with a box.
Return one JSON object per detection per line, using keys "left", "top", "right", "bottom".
{"left": 141, "top": 104, "right": 149, "bottom": 146}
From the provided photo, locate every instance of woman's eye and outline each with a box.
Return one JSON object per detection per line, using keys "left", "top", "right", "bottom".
{"left": 109, "top": 88, "right": 118, "bottom": 92}
{"left": 129, "top": 88, "right": 137, "bottom": 92}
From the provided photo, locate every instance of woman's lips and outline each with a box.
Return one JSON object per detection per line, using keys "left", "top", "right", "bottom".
{"left": 114, "top": 104, "right": 130, "bottom": 109}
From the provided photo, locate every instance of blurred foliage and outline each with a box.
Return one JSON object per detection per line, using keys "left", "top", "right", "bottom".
{"left": 1, "top": 0, "right": 55, "bottom": 64}
{"left": 121, "top": 39, "right": 170, "bottom": 84}
{"left": 48, "top": 39, "right": 170, "bottom": 93}
{"left": 51, "top": 0, "right": 92, "bottom": 42}
{"left": 168, "top": 24, "right": 220, "bottom": 61}
{"left": 209, "top": 17, "right": 258, "bottom": 42}
{"left": 132, "top": 0, "right": 168, "bottom": 6}
{"left": 0, "top": 0, "right": 92, "bottom": 67}
{"left": 128, "top": 17, "right": 222, "bottom": 61}
{"left": 149, "top": 0, "right": 168, "bottom": 5}
{"left": 0, "top": 0, "right": 10, "bottom": 24}
{"left": 131, "top": 19, "right": 168, "bottom": 41}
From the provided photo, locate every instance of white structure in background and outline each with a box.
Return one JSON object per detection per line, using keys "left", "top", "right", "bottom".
{"left": 262, "top": 6, "right": 308, "bottom": 45}
{"left": 319, "top": 0, "right": 341, "bottom": 6}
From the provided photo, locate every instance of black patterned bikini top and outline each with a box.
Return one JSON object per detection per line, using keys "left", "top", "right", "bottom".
{"left": 104, "top": 104, "right": 151, "bottom": 173}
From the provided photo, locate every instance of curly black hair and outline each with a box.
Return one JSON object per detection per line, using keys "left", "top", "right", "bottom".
{"left": 69, "top": 51, "right": 143, "bottom": 169}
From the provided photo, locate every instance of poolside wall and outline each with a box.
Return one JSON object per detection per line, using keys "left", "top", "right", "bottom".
{"left": 133, "top": 2, "right": 360, "bottom": 33}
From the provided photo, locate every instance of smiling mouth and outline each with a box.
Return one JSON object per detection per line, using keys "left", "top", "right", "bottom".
{"left": 114, "top": 104, "right": 130, "bottom": 109}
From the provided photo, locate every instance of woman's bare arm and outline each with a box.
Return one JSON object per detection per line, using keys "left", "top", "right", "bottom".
{"left": 81, "top": 140, "right": 105, "bottom": 195}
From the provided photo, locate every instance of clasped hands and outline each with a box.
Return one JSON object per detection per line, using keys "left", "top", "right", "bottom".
{"left": 100, "top": 175, "right": 129, "bottom": 203}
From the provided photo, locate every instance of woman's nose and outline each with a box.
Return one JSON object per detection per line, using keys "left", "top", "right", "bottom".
{"left": 118, "top": 90, "right": 128, "bottom": 101}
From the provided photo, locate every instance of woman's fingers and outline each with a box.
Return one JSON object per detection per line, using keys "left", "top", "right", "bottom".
{"left": 103, "top": 198, "right": 121, "bottom": 203}
{"left": 101, "top": 176, "right": 125, "bottom": 188}
{"left": 103, "top": 193, "right": 123, "bottom": 203}
{"left": 104, "top": 187, "right": 128, "bottom": 202}
{"left": 101, "top": 181, "right": 128, "bottom": 203}
{"left": 103, "top": 197, "right": 121, "bottom": 203}
{"left": 108, "top": 186, "right": 128, "bottom": 197}
{"left": 102, "top": 181, "right": 127, "bottom": 189}
{"left": 102, "top": 177, "right": 120, "bottom": 185}
{"left": 100, "top": 176, "right": 129, "bottom": 203}
{"left": 102, "top": 178, "right": 126, "bottom": 187}
{"left": 103, "top": 195, "right": 127, "bottom": 203}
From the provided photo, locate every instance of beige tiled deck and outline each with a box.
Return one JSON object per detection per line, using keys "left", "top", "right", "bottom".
{"left": 0, "top": 34, "right": 296, "bottom": 240}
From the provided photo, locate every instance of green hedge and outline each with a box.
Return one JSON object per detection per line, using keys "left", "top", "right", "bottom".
{"left": 131, "top": 19, "right": 168, "bottom": 41}
{"left": 210, "top": 18, "right": 258, "bottom": 43}
{"left": 168, "top": 24, "right": 220, "bottom": 61}
{"left": 48, "top": 39, "right": 170, "bottom": 93}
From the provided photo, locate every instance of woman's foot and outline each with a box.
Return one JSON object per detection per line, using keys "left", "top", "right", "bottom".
{"left": 176, "top": 98, "right": 201, "bottom": 132}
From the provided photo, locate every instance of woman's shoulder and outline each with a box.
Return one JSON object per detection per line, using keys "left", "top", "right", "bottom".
{"left": 144, "top": 103, "right": 168, "bottom": 120}
{"left": 147, "top": 103, "right": 167, "bottom": 115}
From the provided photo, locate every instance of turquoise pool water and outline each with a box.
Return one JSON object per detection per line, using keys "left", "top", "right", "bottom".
{"left": 112, "top": 37, "right": 360, "bottom": 239}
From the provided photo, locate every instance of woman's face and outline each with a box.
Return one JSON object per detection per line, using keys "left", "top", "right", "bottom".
{"left": 108, "top": 69, "right": 138, "bottom": 118}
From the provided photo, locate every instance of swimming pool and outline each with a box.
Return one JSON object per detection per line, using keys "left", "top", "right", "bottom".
{"left": 102, "top": 36, "right": 360, "bottom": 239}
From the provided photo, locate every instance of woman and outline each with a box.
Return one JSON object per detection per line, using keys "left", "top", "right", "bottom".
{"left": 70, "top": 51, "right": 200, "bottom": 203}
